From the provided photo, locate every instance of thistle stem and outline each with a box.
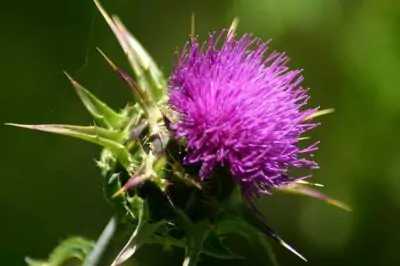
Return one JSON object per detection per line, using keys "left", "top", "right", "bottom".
{"left": 83, "top": 217, "right": 118, "bottom": 266}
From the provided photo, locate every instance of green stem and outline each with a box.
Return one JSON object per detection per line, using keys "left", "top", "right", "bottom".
{"left": 83, "top": 217, "right": 117, "bottom": 266}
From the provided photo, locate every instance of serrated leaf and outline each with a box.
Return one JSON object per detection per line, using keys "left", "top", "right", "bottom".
{"left": 148, "top": 229, "right": 239, "bottom": 261}
{"left": 182, "top": 220, "right": 209, "bottom": 266}
{"left": 7, "top": 123, "right": 133, "bottom": 170}
{"left": 168, "top": 211, "right": 210, "bottom": 266}
{"left": 65, "top": 72, "right": 126, "bottom": 129}
{"left": 26, "top": 237, "right": 94, "bottom": 266}
{"left": 93, "top": 0, "right": 166, "bottom": 103}
{"left": 215, "top": 215, "right": 280, "bottom": 266}
{"left": 202, "top": 232, "right": 239, "bottom": 260}
{"left": 111, "top": 198, "right": 166, "bottom": 266}
{"left": 278, "top": 184, "right": 352, "bottom": 212}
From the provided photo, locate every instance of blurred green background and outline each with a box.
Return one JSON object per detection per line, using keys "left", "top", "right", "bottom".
{"left": 1, "top": 0, "right": 400, "bottom": 265}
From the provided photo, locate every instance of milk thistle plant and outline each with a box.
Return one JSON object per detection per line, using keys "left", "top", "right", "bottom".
{"left": 8, "top": 1, "right": 349, "bottom": 265}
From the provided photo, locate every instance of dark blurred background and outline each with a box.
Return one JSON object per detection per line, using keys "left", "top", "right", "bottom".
{"left": 1, "top": 0, "right": 400, "bottom": 265}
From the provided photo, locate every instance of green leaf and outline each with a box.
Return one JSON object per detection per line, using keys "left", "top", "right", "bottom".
{"left": 65, "top": 72, "right": 126, "bottom": 129}
{"left": 215, "top": 215, "right": 280, "bottom": 266}
{"left": 93, "top": 0, "right": 166, "bottom": 103}
{"left": 202, "top": 232, "right": 239, "bottom": 260}
{"left": 278, "top": 184, "right": 352, "bottom": 212}
{"left": 182, "top": 220, "right": 209, "bottom": 266}
{"left": 6, "top": 123, "right": 133, "bottom": 170}
{"left": 26, "top": 237, "right": 94, "bottom": 266}
{"left": 110, "top": 198, "right": 166, "bottom": 266}
{"left": 150, "top": 232, "right": 239, "bottom": 261}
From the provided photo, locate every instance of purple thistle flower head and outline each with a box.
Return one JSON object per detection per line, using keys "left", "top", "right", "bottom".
{"left": 168, "top": 32, "right": 320, "bottom": 201}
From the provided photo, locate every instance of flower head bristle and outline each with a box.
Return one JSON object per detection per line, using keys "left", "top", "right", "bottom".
{"left": 169, "top": 32, "right": 320, "bottom": 201}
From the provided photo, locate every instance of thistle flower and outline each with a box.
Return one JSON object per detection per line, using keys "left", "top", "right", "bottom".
{"left": 169, "top": 32, "right": 320, "bottom": 201}
{"left": 8, "top": 2, "right": 349, "bottom": 265}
